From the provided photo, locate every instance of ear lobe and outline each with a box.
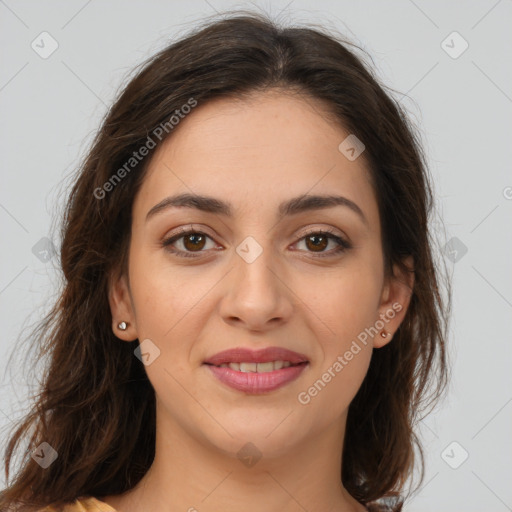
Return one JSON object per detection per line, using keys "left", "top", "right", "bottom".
{"left": 373, "top": 256, "right": 414, "bottom": 349}
{"left": 108, "top": 271, "right": 138, "bottom": 341}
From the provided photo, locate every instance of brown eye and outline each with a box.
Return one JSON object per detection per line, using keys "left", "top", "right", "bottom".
{"left": 183, "top": 233, "right": 207, "bottom": 251}
{"left": 162, "top": 229, "right": 217, "bottom": 258}
{"left": 304, "top": 234, "right": 329, "bottom": 252}
{"left": 294, "top": 229, "right": 352, "bottom": 258}
{"left": 163, "top": 227, "right": 351, "bottom": 260}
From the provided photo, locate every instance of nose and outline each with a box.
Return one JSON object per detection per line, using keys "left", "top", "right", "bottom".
{"left": 219, "top": 241, "right": 294, "bottom": 332}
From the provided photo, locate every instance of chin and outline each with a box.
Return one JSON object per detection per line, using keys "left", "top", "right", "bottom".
{"left": 197, "top": 414, "right": 303, "bottom": 460}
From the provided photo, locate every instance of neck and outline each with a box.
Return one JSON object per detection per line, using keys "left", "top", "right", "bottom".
{"left": 103, "top": 406, "right": 366, "bottom": 512}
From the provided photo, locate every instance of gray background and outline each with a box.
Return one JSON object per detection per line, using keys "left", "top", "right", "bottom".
{"left": 1, "top": 1, "right": 511, "bottom": 510}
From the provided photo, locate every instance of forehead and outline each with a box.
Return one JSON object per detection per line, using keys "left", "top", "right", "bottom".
{"left": 134, "top": 91, "right": 379, "bottom": 230}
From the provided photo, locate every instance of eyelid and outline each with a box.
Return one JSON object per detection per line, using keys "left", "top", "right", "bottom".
{"left": 163, "top": 223, "right": 347, "bottom": 242}
{"left": 298, "top": 224, "right": 345, "bottom": 239}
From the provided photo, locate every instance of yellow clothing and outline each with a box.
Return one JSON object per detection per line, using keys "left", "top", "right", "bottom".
{"left": 39, "top": 496, "right": 117, "bottom": 512}
{"left": 38, "top": 495, "right": 371, "bottom": 511}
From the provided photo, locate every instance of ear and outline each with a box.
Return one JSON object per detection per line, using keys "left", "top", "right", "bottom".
{"left": 373, "top": 255, "right": 414, "bottom": 349}
{"left": 108, "top": 270, "right": 138, "bottom": 342}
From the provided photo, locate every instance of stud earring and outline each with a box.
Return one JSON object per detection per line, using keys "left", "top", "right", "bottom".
{"left": 118, "top": 321, "right": 128, "bottom": 331}
{"left": 380, "top": 329, "right": 389, "bottom": 338}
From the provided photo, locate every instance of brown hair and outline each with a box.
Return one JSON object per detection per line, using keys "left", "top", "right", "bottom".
{"left": 0, "top": 10, "right": 451, "bottom": 512}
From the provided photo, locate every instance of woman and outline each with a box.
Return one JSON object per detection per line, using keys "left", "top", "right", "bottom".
{"left": 0, "top": 11, "right": 450, "bottom": 512}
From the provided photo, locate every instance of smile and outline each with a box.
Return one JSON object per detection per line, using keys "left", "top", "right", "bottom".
{"left": 203, "top": 346, "right": 309, "bottom": 393}
{"left": 213, "top": 360, "right": 297, "bottom": 372}
{"left": 205, "top": 361, "right": 308, "bottom": 393}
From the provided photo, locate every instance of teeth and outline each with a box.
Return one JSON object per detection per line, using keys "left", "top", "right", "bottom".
{"left": 222, "top": 360, "right": 295, "bottom": 373}
{"left": 239, "top": 362, "right": 257, "bottom": 372}
{"left": 256, "top": 362, "right": 274, "bottom": 373}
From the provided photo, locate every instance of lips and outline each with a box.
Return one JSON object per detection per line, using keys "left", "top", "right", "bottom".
{"left": 203, "top": 347, "right": 309, "bottom": 366}
{"left": 203, "top": 347, "right": 309, "bottom": 394}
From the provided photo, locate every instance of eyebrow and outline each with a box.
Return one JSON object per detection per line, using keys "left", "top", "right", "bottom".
{"left": 146, "top": 192, "right": 368, "bottom": 226}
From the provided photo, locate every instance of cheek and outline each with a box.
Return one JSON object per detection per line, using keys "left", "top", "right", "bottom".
{"left": 297, "top": 347, "right": 372, "bottom": 428}
{"left": 128, "top": 246, "right": 207, "bottom": 339}
{"left": 293, "top": 268, "right": 379, "bottom": 410}
{"left": 299, "top": 266, "right": 382, "bottom": 347}
{"left": 127, "top": 252, "right": 210, "bottom": 406}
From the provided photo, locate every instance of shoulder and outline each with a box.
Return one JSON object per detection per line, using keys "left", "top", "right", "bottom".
{"left": 36, "top": 496, "right": 118, "bottom": 512}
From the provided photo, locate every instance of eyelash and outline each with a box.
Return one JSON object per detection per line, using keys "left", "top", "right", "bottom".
{"left": 161, "top": 227, "right": 352, "bottom": 259}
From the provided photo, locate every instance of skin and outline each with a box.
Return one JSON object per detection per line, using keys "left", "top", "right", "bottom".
{"left": 104, "top": 90, "right": 414, "bottom": 512}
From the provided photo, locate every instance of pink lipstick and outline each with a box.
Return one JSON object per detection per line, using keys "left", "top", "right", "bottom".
{"left": 203, "top": 347, "right": 309, "bottom": 394}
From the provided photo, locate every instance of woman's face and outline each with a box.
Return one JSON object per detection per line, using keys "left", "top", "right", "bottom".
{"left": 110, "top": 90, "right": 413, "bottom": 457}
